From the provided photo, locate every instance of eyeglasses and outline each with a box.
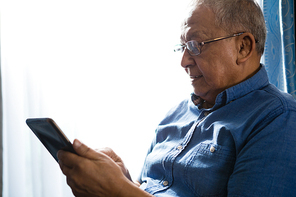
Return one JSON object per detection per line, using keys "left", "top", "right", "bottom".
{"left": 174, "top": 32, "right": 244, "bottom": 56}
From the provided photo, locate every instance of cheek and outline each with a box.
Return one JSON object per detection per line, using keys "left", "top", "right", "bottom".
{"left": 195, "top": 43, "right": 238, "bottom": 88}
{"left": 201, "top": 62, "right": 235, "bottom": 89}
{"left": 204, "top": 70, "right": 225, "bottom": 88}
{"left": 204, "top": 50, "right": 237, "bottom": 84}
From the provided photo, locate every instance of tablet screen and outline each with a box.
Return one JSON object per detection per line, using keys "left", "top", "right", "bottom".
{"left": 26, "top": 118, "right": 76, "bottom": 162}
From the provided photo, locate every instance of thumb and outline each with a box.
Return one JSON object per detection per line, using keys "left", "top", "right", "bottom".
{"left": 73, "top": 139, "right": 98, "bottom": 160}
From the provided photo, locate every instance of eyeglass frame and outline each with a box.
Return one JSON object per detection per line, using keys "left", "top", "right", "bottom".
{"left": 174, "top": 32, "right": 245, "bottom": 56}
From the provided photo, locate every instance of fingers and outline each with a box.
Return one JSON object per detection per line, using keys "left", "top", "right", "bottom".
{"left": 57, "top": 140, "right": 135, "bottom": 197}
{"left": 66, "top": 176, "right": 87, "bottom": 197}
{"left": 57, "top": 150, "right": 78, "bottom": 168}
{"left": 57, "top": 139, "right": 105, "bottom": 171}
{"left": 72, "top": 139, "right": 99, "bottom": 160}
{"left": 66, "top": 175, "right": 94, "bottom": 197}
{"left": 57, "top": 139, "right": 109, "bottom": 176}
{"left": 57, "top": 151, "right": 75, "bottom": 176}
{"left": 99, "top": 147, "right": 122, "bottom": 163}
{"left": 97, "top": 147, "right": 132, "bottom": 181}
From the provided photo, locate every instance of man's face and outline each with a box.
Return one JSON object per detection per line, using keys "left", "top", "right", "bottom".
{"left": 180, "top": 5, "right": 241, "bottom": 105}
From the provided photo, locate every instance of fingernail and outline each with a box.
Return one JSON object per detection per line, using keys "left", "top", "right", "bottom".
{"left": 74, "top": 139, "right": 82, "bottom": 148}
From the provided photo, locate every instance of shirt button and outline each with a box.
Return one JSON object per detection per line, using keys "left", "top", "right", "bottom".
{"left": 163, "top": 181, "right": 169, "bottom": 186}
{"left": 177, "top": 145, "right": 183, "bottom": 150}
{"left": 210, "top": 146, "right": 215, "bottom": 153}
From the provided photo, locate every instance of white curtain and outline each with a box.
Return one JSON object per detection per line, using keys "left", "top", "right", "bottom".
{"left": 1, "top": 0, "right": 191, "bottom": 196}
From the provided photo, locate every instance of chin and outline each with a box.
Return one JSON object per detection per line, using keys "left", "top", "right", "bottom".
{"left": 193, "top": 88, "right": 209, "bottom": 100}
{"left": 193, "top": 90, "right": 203, "bottom": 98}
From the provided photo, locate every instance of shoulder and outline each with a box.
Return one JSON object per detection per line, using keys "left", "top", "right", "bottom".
{"left": 262, "top": 84, "right": 296, "bottom": 112}
{"left": 253, "top": 83, "right": 296, "bottom": 125}
{"left": 236, "top": 83, "right": 296, "bottom": 120}
{"left": 227, "top": 86, "right": 296, "bottom": 196}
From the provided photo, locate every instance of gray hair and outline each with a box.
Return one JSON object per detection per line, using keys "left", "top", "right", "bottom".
{"left": 190, "top": 0, "right": 266, "bottom": 55}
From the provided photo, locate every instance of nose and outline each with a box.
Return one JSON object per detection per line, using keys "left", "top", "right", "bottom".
{"left": 180, "top": 49, "right": 195, "bottom": 69}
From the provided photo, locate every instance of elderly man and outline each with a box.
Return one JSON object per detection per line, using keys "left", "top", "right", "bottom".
{"left": 58, "top": 0, "right": 296, "bottom": 196}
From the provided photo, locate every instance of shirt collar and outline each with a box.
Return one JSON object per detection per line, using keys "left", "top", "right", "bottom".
{"left": 191, "top": 64, "right": 270, "bottom": 110}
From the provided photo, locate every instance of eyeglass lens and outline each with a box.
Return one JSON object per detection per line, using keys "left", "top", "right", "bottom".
{"left": 173, "top": 41, "right": 200, "bottom": 56}
{"left": 186, "top": 41, "right": 200, "bottom": 55}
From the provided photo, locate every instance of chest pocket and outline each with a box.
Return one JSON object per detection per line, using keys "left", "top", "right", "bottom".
{"left": 182, "top": 142, "right": 236, "bottom": 196}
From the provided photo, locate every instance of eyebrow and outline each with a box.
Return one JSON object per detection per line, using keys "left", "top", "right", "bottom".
{"left": 180, "top": 31, "right": 208, "bottom": 43}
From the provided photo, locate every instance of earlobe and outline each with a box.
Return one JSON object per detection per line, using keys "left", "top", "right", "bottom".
{"left": 236, "top": 33, "right": 256, "bottom": 64}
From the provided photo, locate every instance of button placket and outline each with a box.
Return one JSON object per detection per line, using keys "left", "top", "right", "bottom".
{"left": 162, "top": 180, "right": 169, "bottom": 186}
{"left": 160, "top": 117, "right": 207, "bottom": 191}
{"left": 177, "top": 145, "right": 183, "bottom": 150}
{"left": 160, "top": 119, "right": 202, "bottom": 190}
{"left": 210, "top": 146, "right": 216, "bottom": 153}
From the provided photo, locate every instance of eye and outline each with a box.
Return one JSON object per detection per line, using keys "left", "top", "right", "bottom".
{"left": 186, "top": 40, "right": 200, "bottom": 54}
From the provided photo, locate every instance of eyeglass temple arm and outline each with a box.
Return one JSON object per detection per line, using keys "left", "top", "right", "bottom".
{"left": 201, "top": 32, "right": 244, "bottom": 45}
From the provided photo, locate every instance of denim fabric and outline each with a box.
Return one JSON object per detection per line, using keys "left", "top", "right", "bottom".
{"left": 139, "top": 66, "right": 296, "bottom": 197}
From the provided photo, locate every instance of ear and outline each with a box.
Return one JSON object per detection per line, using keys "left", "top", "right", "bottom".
{"left": 236, "top": 33, "right": 256, "bottom": 64}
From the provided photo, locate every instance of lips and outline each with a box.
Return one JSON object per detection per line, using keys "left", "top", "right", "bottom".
{"left": 190, "top": 75, "right": 203, "bottom": 79}
{"left": 189, "top": 75, "right": 203, "bottom": 85}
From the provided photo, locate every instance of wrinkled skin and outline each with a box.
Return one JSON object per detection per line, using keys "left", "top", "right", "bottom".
{"left": 58, "top": 139, "right": 152, "bottom": 197}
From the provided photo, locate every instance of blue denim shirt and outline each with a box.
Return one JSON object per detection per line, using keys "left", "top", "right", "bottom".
{"left": 139, "top": 66, "right": 296, "bottom": 197}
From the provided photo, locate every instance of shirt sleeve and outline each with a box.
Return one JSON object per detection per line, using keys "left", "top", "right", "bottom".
{"left": 227, "top": 109, "right": 296, "bottom": 196}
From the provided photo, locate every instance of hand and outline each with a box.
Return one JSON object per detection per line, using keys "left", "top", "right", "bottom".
{"left": 58, "top": 139, "right": 132, "bottom": 197}
{"left": 95, "top": 147, "right": 132, "bottom": 182}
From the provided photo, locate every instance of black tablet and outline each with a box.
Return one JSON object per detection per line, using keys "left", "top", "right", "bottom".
{"left": 26, "top": 118, "right": 77, "bottom": 162}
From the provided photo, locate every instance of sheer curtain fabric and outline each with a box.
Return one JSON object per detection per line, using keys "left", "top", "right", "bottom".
{"left": 1, "top": 0, "right": 191, "bottom": 196}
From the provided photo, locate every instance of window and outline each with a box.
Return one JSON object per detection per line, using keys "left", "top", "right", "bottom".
{"left": 1, "top": 0, "right": 192, "bottom": 196}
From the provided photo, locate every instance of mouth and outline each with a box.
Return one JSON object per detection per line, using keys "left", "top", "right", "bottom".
{"left": 189, "top": 75, "right": 203, "bottom": 85}
{"left": 190, "top": 75, "right": 203, "bottom": 79}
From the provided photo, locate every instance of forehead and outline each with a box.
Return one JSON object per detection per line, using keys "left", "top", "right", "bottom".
{"left": 180, "top": 5, "right": 220, "bottom": 41}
